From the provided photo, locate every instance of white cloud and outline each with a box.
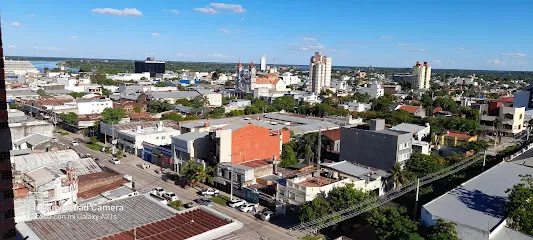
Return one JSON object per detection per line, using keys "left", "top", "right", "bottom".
{"left": 410, "top": 48, "right": 427, "bottom": 52}
{"left": 7, "top": 45, "right": 16, "bottom": 49}
{"left": 210, "top": 3, "right": 246, "bottom": 13}
{"left": 34, "top": 46, "right": 67, "bottom": 51}
{"left": 152, "top": 33, "right": 160, "bottom": 37}
{"left": 302, "top": 37, "right": 316, "bottom": 41}
{"left": 456, "top": 47, "right": 466, "bottom": 50}
{"left": 488, "top": 59, "right": 504, "bottom": 65}
{"left": 503, "top": 53, "right": 527, "bottom": 57}
{"left": 380, "top": 35, "right": 395, "bottom": 39}
{"left": 396, "top": 43, "right": 412, "bottom": 47}
{"left": 210, "top": 53, "right": 232, "bottom": 58}
{"left": 9, "top": 22, "right": 22, "bottom": 27}
{"left": 194, "top": 8, "right": 217, "bottom": 14}
{"left": 432, "top": 60, "right": 442, "bottom": 64}
{"left": 290, "top": 43, "right": 325, "bottom": 51}
{"left": 219, "top": 29, "right": 231, "bottom": 33}
{"left": 92, "top": 8, "right": 142, "bottom": 17}
{"left": 176, "top": 53, "right": 186, "bottom": 57}
{"left": 70, "top": 36, "right": 78, "bottom": 39}
{"left": 170, "top": 9, "right": 180, "bottom": 14}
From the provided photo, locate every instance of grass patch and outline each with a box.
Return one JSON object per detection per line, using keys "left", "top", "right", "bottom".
{"left": 168, "top": 200, "right": 184, "bottom": 211}
{"left": 85, "top": 143, "right": 103, "bottom": 151}
{"left": 300, "top": 234, "right": 325, "bottom": 240}
{"left": 210, "top": 195, "right": 230, "bottom": 206}
{"left": 59, "top": 131, "right": 69, "bottom": 136}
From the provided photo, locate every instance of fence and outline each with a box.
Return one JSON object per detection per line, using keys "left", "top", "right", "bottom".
{"left": 503, "top": 142, "right": 533, "bottom": 162}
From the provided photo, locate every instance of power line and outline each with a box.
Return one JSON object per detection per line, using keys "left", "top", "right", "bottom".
{"left": 289, "top": 153, "right": 483, "bottom": 236}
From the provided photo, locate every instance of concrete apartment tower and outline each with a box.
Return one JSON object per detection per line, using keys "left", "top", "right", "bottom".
{"left": 0, "top": 22, "right": 15, "bottom": 239}
{"left": 260, "top": 55, "right": 267, "bottom": 72}
{"left": 309, "top": 52, "right": 332, "bottom": 94}
{"left": 412, "top": 61, "right": 431, "bottom": 90}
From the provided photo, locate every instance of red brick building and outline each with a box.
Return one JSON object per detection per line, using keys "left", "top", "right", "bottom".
{"left": 216, "top": 124, "right": 290, "bottom": 164}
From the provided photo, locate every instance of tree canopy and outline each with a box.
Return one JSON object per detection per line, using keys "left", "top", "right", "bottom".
{"left": 505, "top": 174, "right": 533, "bottom": 235}
{"left": 101, "top": 108, "right": 126, "bottom": 124}
{"left": 148, "top": 100, "right": 174, "bottom": 113}
{"left": 272, "top": 96, "right": 298, "bottom": 112}
{"left": 279, "top": 144, "right": 297, "bottom": 167}
{"left": 60, "top": 112, "right": 78, "bottom": 125}
{"left": 68, "top": 92, "right": 88, "bottom": 99}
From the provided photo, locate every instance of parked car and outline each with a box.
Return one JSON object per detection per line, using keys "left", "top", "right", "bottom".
{"left": 110, "top": 158, "right": 120, "bottom": 164}
{"left": 200, "top": 189, "right": 220, "bottom": 196}
{"left": 71, "top": 141, "right": 79, "bottom": 146}
{"left": 238, "top": 203, "right": 256, "bottom": 213}
{"left": 195, "top": 198, "right": 214, "bottom": 207}
{"left": 151, "top": 187, "right": 166, "bottom": 196}
{"left": 123, "top": 175, "right": 133, "bottom": 181}
{"left": 184, "top": 202, "right": 194, "bottom": 208}
{"left": 162, "top": 192, "right": 179, "bottom": 202}
{"left": 260, "top": 211, "right": 276, "bottom": 221}
{"left": 228, "top": 199, "right": 247, "bottom": 208}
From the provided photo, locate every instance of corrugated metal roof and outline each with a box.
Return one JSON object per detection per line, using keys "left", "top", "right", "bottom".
{"left": 173, "top": 132, "right": 209, "bottom": 141}
{"left": 149, "top": 91, "right": 200, "bottom": 99}
{"left": 423, "top": 162, "right": 533, "bottom": 233}
{"left": 11, "top": 150, "right": 101, "bottom": 175}
{"left": 391, "top": 123, "right": 428, "bottom": 133}
{"left": 26, "top": 167, "right": 57, "bottom": 187}
{"left": 13, "top": 134, "right": 51, "bottom": 146}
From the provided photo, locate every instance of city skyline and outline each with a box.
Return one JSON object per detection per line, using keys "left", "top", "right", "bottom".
{"left": 1, "top": 0, "right": 532, "bottom": 71}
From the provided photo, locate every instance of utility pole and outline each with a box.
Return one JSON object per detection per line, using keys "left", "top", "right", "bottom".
{"left": 482, "top": 150, "right": 487, "bottom": 172}
{"left": 317, "top": 128, "right": 321, "bottom": 183}
{"left": 230, "top": 163, "right": 234, "bottom": 201}
{"left": 414, "top": 178, "right": 420, "bottom": 217}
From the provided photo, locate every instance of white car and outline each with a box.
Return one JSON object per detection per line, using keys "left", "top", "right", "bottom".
{"left": 200, "top": 189, "right": 220, "bottom": 196}
{"left": 260, "top": 211, "right": 275, "bottom": 221}
{"left": 162, "top": 192, "right": 179, "bottom": 202}
{"left": 110, "top": 158, "right": 120, "bottom": 164}
{"left": 238, "top": 204, "right": 256, "bottom": 213}
{"left": 228, "top": 199, "right": 247, "bottom": 208}
{"left": 151, "top": 187, "right": 166, "bottom": 196}
{"left": 71, "top": 141, "right": 79, "bottom": 146}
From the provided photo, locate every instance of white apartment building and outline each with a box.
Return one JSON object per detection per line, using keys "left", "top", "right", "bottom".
{"left": 309, "top": 52, "right": 332, "bottom": 94}
{"left": 196, "top": 89, "right": 223, "bottom": 107}
{"left": 107, "top": 72, "right": 151, "bottom": 81}
{"left": 479, "top": 103, "right": 525, "bottom": 136}
{"left": 412, "top": 61, "right": 431, "bottom": 90}
{"left": 114, "top": 121, "right": 181, "bottom": 156}
{"left": 260, "top": 55, "right": 267, "bottom": 71}
{"left": 339, "top": 100, "right": 371, "bottom": 112}
{"left": 358, "top": 81, "right": 384, "bottom": 99}
{"left": 280, "top": 72, "right": 301, "bottom": 85}
{"left": 76, "top": 98, "right": 113, "bottom": 115}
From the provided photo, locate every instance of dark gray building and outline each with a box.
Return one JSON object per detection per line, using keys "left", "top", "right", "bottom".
{"left": 134, "top": 57, "right": 165, "bottom": 77}
{"left": 339, "top": 119, "right": 412, "bottom": 171}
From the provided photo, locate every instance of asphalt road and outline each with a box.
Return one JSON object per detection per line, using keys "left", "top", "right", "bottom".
{"left": 56, "top": 133, "right": 296, "bottom": 240}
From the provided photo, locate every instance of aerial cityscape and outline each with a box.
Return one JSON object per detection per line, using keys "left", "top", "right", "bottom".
{"left": 0, "top": 1, "right": 533, "bottom": 240}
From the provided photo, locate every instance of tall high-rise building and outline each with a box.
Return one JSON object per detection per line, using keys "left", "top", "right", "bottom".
{"left": 412, "top": 61, "right": 431, "bottom": 90}
{"left": 134, "top": 57, "right": 165, "bottom": 77}
{"left": 309, "top": 52, "right": 332, "bottom": 93}
{"left": 260, "top": 55, "right": 267, "bottom": 72}
{"left": 0, "top": 22, "right": 16, "bottom": 240}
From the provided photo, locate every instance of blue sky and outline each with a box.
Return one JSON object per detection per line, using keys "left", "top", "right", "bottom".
{"left": 1, "top": 0, "right": 532, "bottom": 71}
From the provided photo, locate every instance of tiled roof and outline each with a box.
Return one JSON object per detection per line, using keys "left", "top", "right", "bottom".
{"left": 35, "top": 98, "right": 75, "bottom": 107}
{"left": 100, "top": 208, "right": 232, "bottom": 240}
{"left": 322, "top": 128, "right": 341, "bottom": 141}
{"left": 445, "top": 131, "right": 472, "bottom": 139}
{"left": 495, "top": 97, "right": 514, "bottom": 103}
{"left": 239, "top": 159, "right": 272, "bottom": 169}
{"left": 399, "top": 105, "right": 422, "bottom": 114}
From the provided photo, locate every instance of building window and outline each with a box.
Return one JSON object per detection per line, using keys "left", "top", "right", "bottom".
{"left": 4, "top": 209, "right": 14, "bottom": 219}
{"left": 399, "top": 142, "right": 410, "bottom": 150}
{"left": 398, "top": 153, "right": 410, "bottom": 161}
{"left": 162, "top": 136, "right": 166, "bottom": 139}
{"left": 520, "top": 114, "right": 523, "bottom": 120}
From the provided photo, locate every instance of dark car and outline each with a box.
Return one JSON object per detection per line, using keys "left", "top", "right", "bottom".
{"left": 195, "top": 198, "right": 214, "bottom": 207}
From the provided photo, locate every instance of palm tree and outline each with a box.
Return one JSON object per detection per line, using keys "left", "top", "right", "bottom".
{"left": 180, "top": 160, "right": 214, "bottom": 187}
{"left": 390, "top": 163, "right": 409, "bottom": 189}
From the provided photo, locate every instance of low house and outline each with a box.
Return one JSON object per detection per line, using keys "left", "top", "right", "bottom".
{"left": 396, "top": 105, "right": 426, "bottom": 118}
{"left": 391, "top": 123, "right": 431, "bottom": 141}
{"left": 435, "top": 131, "right": 477, "bottom": 147}
{"left": 321, "top": 161, "right": 388, "bottom": 196}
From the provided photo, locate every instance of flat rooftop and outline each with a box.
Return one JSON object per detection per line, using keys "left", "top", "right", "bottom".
{"left": 299, "top": 176, "right": 338, "bottom": 187}
{"left": 423, "top": 161, "right": 533, "bottom": 233}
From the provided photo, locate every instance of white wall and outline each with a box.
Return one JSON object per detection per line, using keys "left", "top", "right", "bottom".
{"left": 205, "top": 93, "right": 223, "bottom": 107}
{"left": 77, "top": 99, "right": 113, "bottom": 115}
{"left": 216, "top": 129, "right": 232, "bottom": 163}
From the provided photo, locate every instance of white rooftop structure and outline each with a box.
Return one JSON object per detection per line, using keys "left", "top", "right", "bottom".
{"left": 11, "top": 149, "right": 101, "bottom": 175}
{"left": 4, "top": 60, "right": 39, "bottom": 75}
{"left": 421, "top": 161, "right": 533, "bottom": 240}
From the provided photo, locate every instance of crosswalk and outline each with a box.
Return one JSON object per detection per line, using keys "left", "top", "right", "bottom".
{"left": 213, "top": 233, "right": 242, "bottom": 240}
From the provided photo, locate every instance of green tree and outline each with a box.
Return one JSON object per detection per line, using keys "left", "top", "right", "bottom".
{"left": 101, "top": 108, "right": 126, "bottom": 124}
{"left": 133, "top": 106, "right": 142, "bottom": 113}
{"left": 299, "top": 197, "right": 332, "bottom": 222}
{"left": 505, "top": 174, "right": 533, "bottom": 235}
{"left": 460, "top": 107, "right": 479, "bottom": 121}
{"left": 366, "top": 207, "right": 424, "bottom": 240}
{"left": 424, "top": 219, "right": 460, "bottom": 240}
{"left": 406, "top": 153, "right": 446, "bottom": 179}
{"left": 101, "top": 88, "right": 111, "bottom": 96}
{"left": 116, "top": 150, "right": 124, "bottom": 160}
{"left": 279, "top": 144, "right": 297, "bottom": 167}
{"left": 60, "top": 112, "right": 79, "bottom": 125}
{"left": 168, "top": 200, "right": 184, "bottom": 211}
{"left": 327, "top": 183, "right": 374, "bottom": 212}
{"left": 226, "top": 110, "right": 245, "bottom": 117}
{"left": 36, "top": 89, "right": 47, "bottom": 96}
{"left": 147, "top": 100, "right": 174, "bottom": 113}
{"left": 68, "top": 92, "right": 87, "bottom": 99}
{"left": 161, "top": 112, "right": 183, "bottom": 122}
{"left": 460, "top": 140, "right": 490, "bottom": 153}
{"left": 390, "top": 162, "right": 411, "bottom": 189}
{"left": 272, "top": 96, "right": 298, "bottom": 112}
{"left": 175, "top": 98, "right": 193, "bottom": 106}
{"left": 206, "top": 107, "right": 225, "bottom": 119}
{"left": 433, "top": 97, "right": 459, "bottom": 113}
{"left": 179, "top": 160, "right": 215, "bottom": 187}
{"left": 244, "top": 106, "right": 261, "bottom": 115}
{"left": 191, "top": 95, "right": 209, "bottom": 108}
{"left": 155, "top": 81, "right": 171, "bottom": 87}
{"left": 90, "top": 136, "right": 98, "bottom": 144}
{"left": 252, "top": 98, "right": 268, "bottom": 112}
{"left": 371, "top": 94, "right": 394, "bottom": 112}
